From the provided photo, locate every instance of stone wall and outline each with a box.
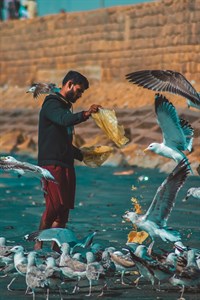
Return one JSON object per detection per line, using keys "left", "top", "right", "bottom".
{"left": 1, "top": 0, "right": 200, "bottom": 86}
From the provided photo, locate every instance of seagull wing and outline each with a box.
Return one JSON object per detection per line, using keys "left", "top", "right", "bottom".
{"left": 24, "top": 228, "right": 78, "bottom": 247}
{"left": 125, "top": 69, "right": 200, "bottom": 105}
{"left": 79, "top": 231, "right": 97, "bottom": 248}
{"left": 20, "top": 162, "right": 56, "bottom": 182}
{"left": 155, "top": 94, "right": 188, "bottom": 150}
{"left": 179, "top": 119, "right": 194, "bottom": 151}
{"left": 10, "top": 160, "right": 41, "bottom": 178}
{"left": 144, "top": 159, "right": 190, "bottom": 227}
{"left": 33, "top": 83, "right": 49, "bottom": 98}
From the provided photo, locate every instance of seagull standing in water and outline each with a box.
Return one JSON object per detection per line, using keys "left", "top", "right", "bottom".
{"left": 0, "top": 156, "right": 57, "bottom": 183}
{"left": 143, "top": 94, "right": 194, "bottom": 166}
{"left": 123, "top": 159, "right": 190, "bottom": 243}
{"left": 125, "top": 69, "right": 200, "bottom": 109}
{"left": 26, "top": 82, "right": 60, "bottom": 99}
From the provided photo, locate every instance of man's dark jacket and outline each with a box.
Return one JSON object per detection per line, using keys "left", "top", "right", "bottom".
{"left": 38, "top": 93, "right": 88, "bottom": 168}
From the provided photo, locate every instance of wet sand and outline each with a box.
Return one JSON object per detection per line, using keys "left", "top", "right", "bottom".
{"left": 0, "top": 157, "right": 200, "bottom": 300}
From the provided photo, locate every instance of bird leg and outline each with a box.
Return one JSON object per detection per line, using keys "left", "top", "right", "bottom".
{"left": 58, "top": 287, "right": 64, "bottom": 300}
{"left": 72, "top": 282, "right": 80, "bottom": 294}
{"left": 134, "top": 275, "right": 142, "bottom": 289}
{"left": 25, "top": 286, "right": 32, "bottom": 295}
{"left": 46, "top": 288, "right": 50, "bottom": 300}
{"left": 7, "top": 277, "right": 16, "bottom": 291}
{"left": 85, "top": 280, "right": 92, "bottom": 297}
{"left": 32, "top": 290, "right": 36, "bottom": 300}
{"left": 98, "top": 282, "right": 108, "bottom": 297}
{"left": 121, "top": 270, "right": 128, "bottom": 285}
{"left": 178, "top": 285, "right": 185, "bottom": 300}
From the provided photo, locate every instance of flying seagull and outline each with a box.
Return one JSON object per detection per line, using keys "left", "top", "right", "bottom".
{"left": 26, "top": 82, "right": 60, "bottom": 99}
{"left": 123, "top": 159, "right": 190, "bottom": 242}
{"left": 144, "top": 94, "right": 194, "bottom": 166}
{"left": 0, "top": 156, "right": 57, "bottom": 183}
{"left": 125, "top": 69, "right": 200, "bottom": 109}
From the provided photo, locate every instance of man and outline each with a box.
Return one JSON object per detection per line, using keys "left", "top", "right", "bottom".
{"left": 35, "top": 70, "right": 101, "bottom": 251}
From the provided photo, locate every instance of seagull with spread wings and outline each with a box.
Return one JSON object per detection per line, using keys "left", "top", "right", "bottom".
{"left": 125, "top": 69, "right": 200, "bottom": 109}
{"left": 123, "top": 159, "right": 190, "bottom": 242}
{"left": 143, "top": 94, "right": 194, "bottom": 166}
{"left": 0, "top": 156, "right": 57, "bottom": 183}
{"left": 26, "top": 82, "right": 60, "bottom": 99}
{"left": 24, "top": 228, "right": 97, "bottom": 253}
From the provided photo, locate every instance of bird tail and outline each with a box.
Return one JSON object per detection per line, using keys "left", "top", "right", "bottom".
{"left": 156, "top": 228, "right": 181, "bottom": 242}
{"left": 79, "top": 231, "right": 97, "bottom": 248}
{"left": 44, "top": 171, "right": 58, "bottom": 183}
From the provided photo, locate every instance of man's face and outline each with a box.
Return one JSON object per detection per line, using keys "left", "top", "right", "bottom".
{"left": 65, "top": 83, "right": 85, "bottom": 103}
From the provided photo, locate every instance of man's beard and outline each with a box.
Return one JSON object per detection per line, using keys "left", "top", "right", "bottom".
{"left": 65, "top": 88, "right": 77, "bottom": 103}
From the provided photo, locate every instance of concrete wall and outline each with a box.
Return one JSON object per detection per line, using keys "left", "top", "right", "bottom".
{"left": 1, "top": 0, "right": 200, "bottom": 86}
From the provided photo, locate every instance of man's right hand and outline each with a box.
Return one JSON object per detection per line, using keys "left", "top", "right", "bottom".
{"left": 84, "top": 104, "right": 102, "bottom": 118}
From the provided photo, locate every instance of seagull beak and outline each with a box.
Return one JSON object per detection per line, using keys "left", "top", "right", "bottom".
{"left": 143, "top": 148, "right": 149, "bottom": 152}
{"left": 122, "top": 215, "right": 130, "bottom": 222}
{"left": 182, "top": 196, "right": 189, "bottom": 202}
{"left": 0, "top": 156, "right": 6, "bottom": 160}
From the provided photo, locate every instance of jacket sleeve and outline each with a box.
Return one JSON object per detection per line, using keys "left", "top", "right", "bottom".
{"left": 72, "top": 145, "right": 83, "bottom": 161}
{"left": 43, "top": 98, "right": 88, "bottom": 127}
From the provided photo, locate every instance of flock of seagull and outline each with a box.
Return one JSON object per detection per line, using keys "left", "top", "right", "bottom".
{"left": 0, "top": 69, "right": 200, "bottom": 299}
{"left": 0, "top": 220, "right": 200, "bottom": 299}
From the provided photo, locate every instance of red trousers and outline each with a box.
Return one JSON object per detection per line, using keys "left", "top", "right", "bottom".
{"left": 41, "top": 165, "right": 76, "bottom": 227}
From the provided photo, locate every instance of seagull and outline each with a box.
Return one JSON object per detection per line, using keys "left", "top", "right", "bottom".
{"left": 125, "top": 69, "right": 200, "bottom": 109}
{"left": 85, "top": 251, "right": 105, "bottom": 296}
{"left": 143, "top": 94, "right": 194, "bottom": 167}
{"left": 174, "top": 241, "right": 200, "bottom": 259}
{"left": 128, "top": 247, "right": 177, "bottom": 290}
{"left": 0, "top": 156, "right": 57, "bottom": 183}
{"left": 24, "top": 228, "right": 97, "bottom": 253}
{"left": 123, "top": 159, "right": 190, "bottom": 243}
{"left": 26, "top": 82, "right": 60, "bottom": 99}
{"left": 109, "top": 250, "right": 135, "bottom": 285}
{"left": 0, "top": 237, "right": 13, "bottom": 258}
{"left": 8, "top": 245, "right": 28, "bottom": 291}
{"left": 150, "top": 253, "right": 177, "bottom": 289}
{"left": 182, "top": 187, "right": 200, "bottom": 201}
{"left": 59, "top": 243, "right": 87, "bottom": 294}
{"left": 169, "top": 249, "right": 200, "bottom": 299}
{"left": 99, "top": 250, "right": 116, "bottom": 296}
{"left": 128, "top": 248, "right": 156, "bottom": 288}
{"left": 45, "top": 257, "right": 64, "bottom": 300}
{"left": 25, "top": 251, "right": 47, "bottom": 300}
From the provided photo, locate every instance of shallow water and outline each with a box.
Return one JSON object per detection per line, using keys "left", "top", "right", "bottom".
{"left": 0, "top": 155, "right": 199, "bottom": 299}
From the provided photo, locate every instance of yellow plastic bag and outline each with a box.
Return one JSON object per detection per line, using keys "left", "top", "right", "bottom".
{"left": 92, "top": 108, "right": 129, "bottom": 148}
{"left": 81, "top": 145, "right": 113, "bottom": 168}
{"left": 127, "top": 230, "right": 149, "bottom": 244}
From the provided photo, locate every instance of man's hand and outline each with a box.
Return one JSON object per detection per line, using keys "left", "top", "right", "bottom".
{"left": 84, "top": 104, "right": 102, "bottom": 118}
